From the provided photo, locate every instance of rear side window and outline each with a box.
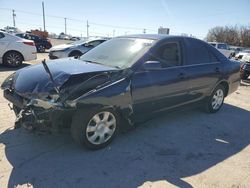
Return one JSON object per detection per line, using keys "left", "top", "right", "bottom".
{"left": 0, "top": 32, "right": 5, "bottom": 39}
{"left": 185, "top": 38, "right": 218, "bottom": 65}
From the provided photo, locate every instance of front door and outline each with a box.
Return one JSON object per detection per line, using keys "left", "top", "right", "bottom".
{"left": 131, "top": 41, "right": 190, "bottom": 119}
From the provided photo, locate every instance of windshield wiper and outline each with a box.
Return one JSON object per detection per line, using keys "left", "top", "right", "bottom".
{"left": 83, "top": 60, "right": 121, "bottom": 69}
{"left": 42, "top": 59, "right": 60, "bottom": 94}
{"left": 83, "top": 60, "right": 102, "bottom": 65}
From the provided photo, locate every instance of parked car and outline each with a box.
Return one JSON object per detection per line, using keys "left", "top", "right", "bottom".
{"left": 234, "top": 49, "right": 250, "bottom": 61}
{"left": 240, "top": 53, "right": 250, "bottom": 79}
{"left": 208, "top": 42, "right": 234, "bottom": 58}
{"left": 70, "top": 36, "right": 81, "bottom": 41}
{"left": 1, "top": 35, "right": 240, "bottom": 149}
{"left": 15, "top": 33, "right": 52, "bottom": 52}
{"left": 49, "top": 38, "right": 107, "bottom": 59}
{"left": 0, "top": 31, "right": 37, "bottom": 67}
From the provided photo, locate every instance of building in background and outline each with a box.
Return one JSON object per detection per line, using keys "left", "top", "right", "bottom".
{"left": 158, "top": 27, "right": 170, "bottom": 35}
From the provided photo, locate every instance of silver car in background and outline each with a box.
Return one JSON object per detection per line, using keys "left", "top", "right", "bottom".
{"left": 49, "top": 38, "right": 108, "bottom": 59}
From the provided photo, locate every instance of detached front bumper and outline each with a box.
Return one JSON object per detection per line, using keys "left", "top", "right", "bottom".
{"left": 3, "top": 89, "right": 75, "bottom": 131}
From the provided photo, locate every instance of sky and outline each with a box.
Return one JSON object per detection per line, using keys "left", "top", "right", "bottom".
{"left": 0, "top": 0, "right": 249, "bottom": 39}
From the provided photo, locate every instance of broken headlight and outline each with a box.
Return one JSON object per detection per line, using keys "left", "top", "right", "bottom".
{"left": 1, "top": 73, "right": 15, "bottom": 90}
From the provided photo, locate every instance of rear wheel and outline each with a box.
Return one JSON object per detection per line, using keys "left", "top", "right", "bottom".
{"left": 71, "top": 109, "right": 119, "bottom": 150}
{"left": 205, "top": 85, "right": 225, "bottom": 113}
{"left": 3, "top": 51, "right": 23, "bottom": 67}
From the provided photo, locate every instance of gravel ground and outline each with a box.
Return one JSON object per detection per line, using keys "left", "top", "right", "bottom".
{"left": 0, "top": 50, "right": 250, "bottom": 188}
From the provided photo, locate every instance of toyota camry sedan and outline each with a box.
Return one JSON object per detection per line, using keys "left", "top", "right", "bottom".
{"left": 1, "top": 34, "right": 240, "bottom": 149}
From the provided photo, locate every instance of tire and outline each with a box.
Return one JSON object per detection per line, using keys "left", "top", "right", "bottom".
{"left": 3, "top": 51, "right": 23, "bottom": 67}
{"left": 240, "top": 72, "right": 249, "bottom": 80}
{"left": 204, "top": 85, "right": 225, "bottom": 113}
{"left": 37, "top": 45, "right": 45, "bottom": 53}
{"left": 71, "top": 108, "right": 119, "bottom": 150}
{"left": 68, "top": 51, "right": 82, "bottom": 58}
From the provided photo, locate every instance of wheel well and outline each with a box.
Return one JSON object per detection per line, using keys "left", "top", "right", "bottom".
{"left": 68, "top": 50, "right": 82, "bottom": 57}
{"left": 3, "top": 50, "right": 24, "bottom": 62}
{"left": 219, "top": 81, "right": 229, "bottom": 97}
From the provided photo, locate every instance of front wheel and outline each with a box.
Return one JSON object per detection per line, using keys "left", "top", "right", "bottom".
{"left": 204, "top": 85, "right": 225, "bottom": 113}
{"left": 71, "top": 109, "right": 119, "bottom": 150}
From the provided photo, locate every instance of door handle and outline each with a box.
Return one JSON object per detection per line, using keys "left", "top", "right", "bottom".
{"left": 178, "top": 73, "right": 185, "bottom": 79}
{"left": 215, "top": 67, "right": 220, "bottom": 73}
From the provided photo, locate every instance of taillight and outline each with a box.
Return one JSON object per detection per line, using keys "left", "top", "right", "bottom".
{"left": 23, "top": 41, "right": 35, "bottom": 46}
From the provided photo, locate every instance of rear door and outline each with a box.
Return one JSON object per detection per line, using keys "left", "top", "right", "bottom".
{"left": 131, "top": 39, "right": 191, "bottom": 117}
{"left": 0, "top": 32, "right": 10, "bottom": 59}
{"left": 182, "top": 38, "right": 223, "bottom": 101}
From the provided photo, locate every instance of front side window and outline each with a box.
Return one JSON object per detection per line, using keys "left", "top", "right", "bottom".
{"left": 151, "top": 42, "right": 181, "bottom": 68}
{"left": 80, "top": 38, "right": 155, "bottom": 69}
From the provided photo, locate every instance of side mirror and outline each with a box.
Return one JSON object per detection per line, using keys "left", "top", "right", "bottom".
{"left": 142, "top": 61, "right": 162, "bottom": 70}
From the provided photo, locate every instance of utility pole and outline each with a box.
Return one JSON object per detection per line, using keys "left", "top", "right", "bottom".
{"left": 42, "top": 2, "right": 46, "bottom": 31}
{"left": 12, "top": 9, "right": 16, "bottom": 27}
{"left": 143, "top": 29, "right": 146, "bottom": 34}
{"left": 64, "top": 18, "right": 67, "bottom": 34}
{"left": 113, "top": 29, "right": 115, "bottom": 37}
{"left": 87, "top": 20, "right": 89, "bottom": 38}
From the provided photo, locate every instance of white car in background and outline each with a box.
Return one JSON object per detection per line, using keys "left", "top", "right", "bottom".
{"left": 49, "top": 38, "right": 108, "bottom": 59}
{"left": 0, "top": 31, "right": 37, "bottom": 67}
{"left": 235, "top": 49, "right": 250, "bottom": 61}
{"left": 208, "top": 42, "right": 234, "bottom": 58}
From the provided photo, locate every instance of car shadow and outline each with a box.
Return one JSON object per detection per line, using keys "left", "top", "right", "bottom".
{"left": 0, "top": 63, "right": 31, "bottom": 72}
{"left": 1, "top": 103, "right": 250, "bottom": 188}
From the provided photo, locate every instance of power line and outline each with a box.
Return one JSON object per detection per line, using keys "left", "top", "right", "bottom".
{"left": 0, "top": 7, "right": 157, "bottom": 32}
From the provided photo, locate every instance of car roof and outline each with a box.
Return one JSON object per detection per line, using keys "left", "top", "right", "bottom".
{"left": 118, "top": 34, "right": 176, "bottom": 40}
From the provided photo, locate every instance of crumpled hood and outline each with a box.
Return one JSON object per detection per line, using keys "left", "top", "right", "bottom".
{"left": 50, "top": 44, "right": 74, "bottom": 51}
{"left": 13, "top": 58, "right": 116, "bottom": 96}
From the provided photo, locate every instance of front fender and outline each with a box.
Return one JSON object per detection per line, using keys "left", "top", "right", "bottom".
{"left": 72, "top": 78, "right": 133, "bottom": 122}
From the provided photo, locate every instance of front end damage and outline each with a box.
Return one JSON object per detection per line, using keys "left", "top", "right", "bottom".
{"left": 4, "top": 88, "right": 75, "bottom": 132}
{"left": 1, "top": 59, "right": 132, "bottom": 132}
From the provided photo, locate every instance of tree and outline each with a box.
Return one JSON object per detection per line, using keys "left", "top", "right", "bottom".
{"left": 206, "top": 25, "right": 250, "bottom": 47}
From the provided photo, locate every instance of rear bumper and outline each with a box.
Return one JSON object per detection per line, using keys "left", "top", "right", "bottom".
{"left": 23, "top": 52, "right": 37, "bottom": 61}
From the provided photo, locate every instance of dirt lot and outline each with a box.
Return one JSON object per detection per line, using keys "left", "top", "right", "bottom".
{"left": 0, "top": 51, "right": 250, "bottom": 187}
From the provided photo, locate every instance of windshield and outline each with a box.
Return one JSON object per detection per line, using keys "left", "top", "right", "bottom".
{"left": 80, "top": 38, "right": 155, "bottom": 68}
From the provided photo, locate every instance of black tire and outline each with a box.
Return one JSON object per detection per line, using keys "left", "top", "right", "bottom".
{"left": 68, "top": 51, "right": 82, "bottom": 58}
{"left": 37, "top": 45, "right": 45, "bottom": 53}
{"left": 71, "top": 108, "right": 119, "bottom": 150}
{"left": 204, "top": 84, "right": 225, "bottom": 113}
{"left": 240, "top": 72, "right": 249, "bottom": 80}
{"left": 3, "top": 51, "right": 23, "bottom": 67}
